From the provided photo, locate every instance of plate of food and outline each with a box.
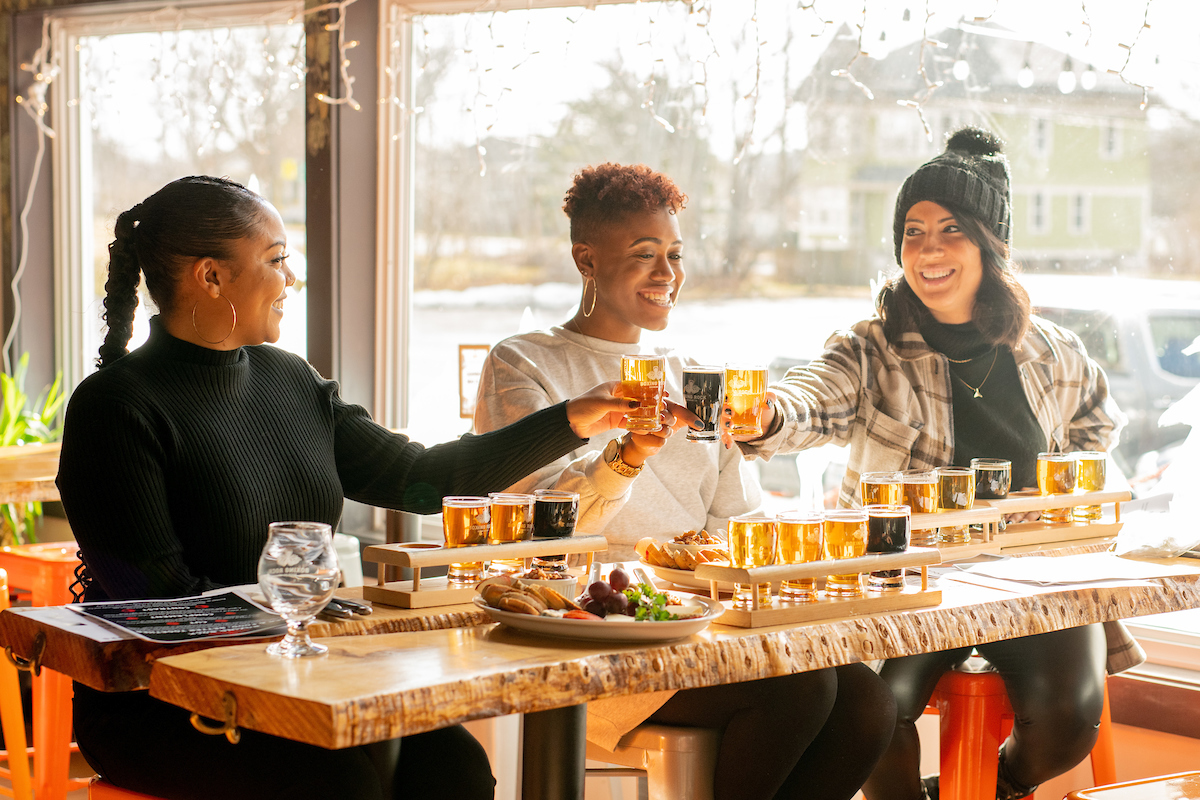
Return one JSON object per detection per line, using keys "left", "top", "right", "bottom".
{"left": 474, "top": 570, "right": 723, "bottom": 642}
{"left": 634, "top": 533, "right": 734, "bottom": 591}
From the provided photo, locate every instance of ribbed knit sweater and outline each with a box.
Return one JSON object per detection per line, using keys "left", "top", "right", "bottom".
{"left": 57, "top": 319, "right": 585, "bottom": 602}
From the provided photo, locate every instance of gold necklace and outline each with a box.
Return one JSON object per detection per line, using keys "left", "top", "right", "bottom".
{"left": 951, "top": 349, "right": 999, "bottom": 399}
{"left": 944, "top": 346, "right": 995, "bottom": 364}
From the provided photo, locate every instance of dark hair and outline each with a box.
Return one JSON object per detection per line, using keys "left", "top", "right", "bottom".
{"left": 877, "top": 202, "right": 1031, "bottom": 348}
{"left": 99, "top": 176, "right": 270, "bottom": 368}
{"left": 562, "top": 163, "right": 687, "bottom": 243}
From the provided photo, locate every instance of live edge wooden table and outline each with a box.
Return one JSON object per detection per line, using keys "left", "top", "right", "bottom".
{"left": 5, "top": 568, "right": 1200, "bottom": 800}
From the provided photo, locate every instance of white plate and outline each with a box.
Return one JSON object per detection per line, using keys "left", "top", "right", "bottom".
{"left": 473, "top": 595, "right": 724, "bottom": 642}
{"left": 640, "top": 560, "right": 735, "bottom": 593}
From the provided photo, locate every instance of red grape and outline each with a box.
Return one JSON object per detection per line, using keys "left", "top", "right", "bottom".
{"left": 584, "top": 598, "right": 607, "bottom": 617}
{"left": 608, "top": 568, "right": 630, "bottom": 592}
{"left": 588, "top": 581, "right": 613, "bottom": 601}
{"left": 603, "top": 591, "right": 628, "bottom": 615}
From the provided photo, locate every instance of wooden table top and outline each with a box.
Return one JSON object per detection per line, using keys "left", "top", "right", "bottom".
{"left": 0, "top": 588, "right": 488, "bottom": 692}
{"left": 146, "top": 564, "right": 1200, "bottom": 750}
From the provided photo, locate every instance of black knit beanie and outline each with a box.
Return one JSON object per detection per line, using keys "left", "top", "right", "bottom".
{"left": 892, "top": 127, "right": 1011, "bottom": 266}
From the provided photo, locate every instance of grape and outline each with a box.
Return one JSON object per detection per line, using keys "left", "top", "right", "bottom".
{"left": 608, "top": 568, "right": 630, "bottom": 592}
{"left": 603, "top": 591, "right": 628, "bottom": 615}
{"left": 588, "top": 581, "right": 612, "bottom": 602}
{"left": 584, "top": 598, "right": 607, "bottom": 617}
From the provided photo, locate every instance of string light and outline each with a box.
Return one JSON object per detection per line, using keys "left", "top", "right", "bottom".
{"left": 830, "top": 1, "right": 874, "bottom": 100}
{"left": 1108, "top": 0, "right": 1154, "bottom": 110}
{"left": 732, "top": 0, "right": 763, "bottom": 165}
{"left": 1057, "top": 56, "right": 1076, "bottom": 94}
{"left": 897, "top": 4, "right": 945, "bottom": 141}
{"left": 1017, "top": 42, "right": 1035, "bottom": 88}
{"left": 1080, "top": 63, "right": 1098, "bottom": 90}
{"left": 303, "top": 0, "right": 360, "bottom": 111}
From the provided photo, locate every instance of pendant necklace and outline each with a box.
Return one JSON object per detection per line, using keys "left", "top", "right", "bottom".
{"left": 951, "top": 348, "right": 998, "bottom": 399}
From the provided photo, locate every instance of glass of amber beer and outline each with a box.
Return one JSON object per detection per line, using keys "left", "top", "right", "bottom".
{"left": 620, "top": 355, "right": 666, "bottom": 432}
{"left": 901, "top": 469, "right": 939, "bottom": 546}
{"left": 860, "top": 471, "right": 903, "bottom": 506}
{"left": 822, "top": 508, "right": 868, "bottom": 597}
{"left": 776, "top": 510, "right": 823, "bottom": 602}
{"left": 1037, "top": 452, "right": 1077, "bottom": 524}
{"left": 866, "top": 504, "right": 910, "bottom": 592}
{"left": 531, "top": 489, "right": 579, "bottom": 570}
{"left": 442, "top": 496, "right": 491, "bottom": 584}
{"left": 725, "top": 364, "right": 768, "bottom": 437}
{"left": 727, "top": 513, "right": 777, "bottom": 608}
{"left": 1073, "top": 452, "right": 1107, "bottom": 521}
{"left": 937, "top": 467, "right": 975, "bottom": 544}
{"left": 487, "top": 493, "right": 535, "bottom": 575}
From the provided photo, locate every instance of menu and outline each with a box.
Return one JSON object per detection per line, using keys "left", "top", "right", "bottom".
{"left": 74, "top": 590, "right": 285, "bottom": 644}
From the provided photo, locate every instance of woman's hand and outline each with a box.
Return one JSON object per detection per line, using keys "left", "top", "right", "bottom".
{"left": 619, "top": 398, "right": 701, "bottom": 467}
{"left": 721, "top": 390, "right": 778, "bottom": 449}
{"left": 565, "top": 383, "right": 700, "bottom": 440}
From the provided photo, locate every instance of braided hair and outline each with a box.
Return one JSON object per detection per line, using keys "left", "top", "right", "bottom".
{"left": 98, "top": 176, "right": 270, "bottom": 368}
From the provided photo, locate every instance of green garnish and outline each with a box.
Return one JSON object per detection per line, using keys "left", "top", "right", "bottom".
{"left": 624, "top": 585, "right": 679, "bottom": 621}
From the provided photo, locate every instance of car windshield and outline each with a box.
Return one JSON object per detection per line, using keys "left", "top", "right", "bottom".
{"left": 1035, "top": 309, "right": 1122, "bottom": 374}
{"left": 1149, "top": 314, "right": 1200, "bottom": 378}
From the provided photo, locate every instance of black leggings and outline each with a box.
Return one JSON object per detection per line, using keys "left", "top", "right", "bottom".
{"left": 861, "top": 624, "right": 1107, "bottom": 800}
{"left": 73, "top": 684, "right": 495, "bottom": 800}
{"left": 649, "top": 663, "right": 896, "bottom": 800}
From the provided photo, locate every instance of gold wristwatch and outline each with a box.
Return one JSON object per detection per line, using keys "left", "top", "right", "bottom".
{"left": 602, "top": 435, "right": 643, "bottom": 478}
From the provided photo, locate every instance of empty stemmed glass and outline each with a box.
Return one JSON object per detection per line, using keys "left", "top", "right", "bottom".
{"left": 257, "top": 521, "right": 340, "bottom": 658}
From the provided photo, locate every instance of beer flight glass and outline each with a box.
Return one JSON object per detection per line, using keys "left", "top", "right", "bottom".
{"left": 620, "top": 355, "right": 666, "bottom": 432}
{"left": 865, "top": 504, "right": 910, "bottom": 592}
{"left": 1036, "top": 453, "right": 1077, "bottom": 524}
{"left": 971, "top": 458, "right": 1011, "bottom": 500}
{"left": 531, "top": 489, "right": 579, "bottom": 570}
{"left": 258, "top": 522, "right": 340, "bottom": 658}
{"left": 487, "top": 492, "right": 535, "bottom": 575}
{"left": 937, "top": 466, "right": 975, "bottom": 543}
{"left": 725, "top": 365, "right": 768, "bottom": 437}
{"left": 682, "top": 366, "right": 724, "bottom": 442}
{"left": 443, "top": 496, "right": 491, "bottom": 584}
{"left": 822, "top": 508, "right": 868, "bottom": 597}
{"left": 901, "top": 469, "right": 939, "bottom": 546}
{"left": 728, "top": 513, "right": 777, "bottom": 608}
{"left": 1074, "top": 452, "right": 1107, "bottom": 520}
{"left": 860, "top": 471, "right": 902, "bottom": 506}
{"left": 776, "top": 510, "right": 823, "bottom": 602}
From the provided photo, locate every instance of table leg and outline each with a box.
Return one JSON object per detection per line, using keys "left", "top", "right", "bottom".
{"left": 33, "top": 667, "right": 73, "bottom": 800}
{"left": 521, "top": 704, "right": 586, "bottom": 800}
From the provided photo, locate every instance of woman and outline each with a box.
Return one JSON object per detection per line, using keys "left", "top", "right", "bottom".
{"left": 740, "top": 129, "right": 1131, "bottom": 800}
{"left": 55, "top": 175, "right": 651, "bottom": 800}
{"left": 474, "top": 163, "right": 896, "bottom": 800}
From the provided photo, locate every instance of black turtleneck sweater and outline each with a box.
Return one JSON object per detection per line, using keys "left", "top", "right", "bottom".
{"left": 918, "top": 319, "right": 1045, "bottom": 490}
{"left": 57, "top": 319, "right": 585, "bottom": 602}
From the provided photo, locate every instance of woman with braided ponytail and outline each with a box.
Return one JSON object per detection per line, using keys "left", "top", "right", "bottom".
{"left": 56, "top": 176, "right": 669, "bottom": 800}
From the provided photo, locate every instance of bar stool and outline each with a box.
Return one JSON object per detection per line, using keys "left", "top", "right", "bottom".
{"left": 0, "top": 542, "right": 89, "bottom": 800}
{"left": 585, "top": 724, "right": 719, "bottom": 800}
{"left": 1065, "top": 771, "right": 1200, "bottom": 800}
{"left": 924, "top": 664, "right": 1116, "bottom": 800}
{"left": 87, "top": 778, "right": 169, "bottom": 799}
{"left": 0, "top": 569, "right": 32, "bottom": 800}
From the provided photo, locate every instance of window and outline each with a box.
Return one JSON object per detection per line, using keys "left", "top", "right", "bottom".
{"left": 50, "top": 2, "right": 308, "bottom": 389}
{"left": 1028, "top": 191, "right": 1051, "bottom": 235}
{"left": 1068, "top": 193, "right": 1091, "bottom": 236}
{"left": 1101, "top": 120, "right": 1123, "bottom": 159}
{"left": 1030, "top": 117, "right": 1052, "bottom": 158}
{"left": 1149, "top": 313, "right": 1200, "bottom": 379}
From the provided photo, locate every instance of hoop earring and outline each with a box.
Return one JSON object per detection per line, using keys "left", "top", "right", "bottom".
{"left": 192, "top": 293, "right": 237, "bottom": 345}
{"left": 582, "top": 276, "right": 597, "bottom": 318}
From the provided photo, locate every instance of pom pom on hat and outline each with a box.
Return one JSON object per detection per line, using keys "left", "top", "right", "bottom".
{"left": 892, "top": 126, "right": 1012, "bottom": 265}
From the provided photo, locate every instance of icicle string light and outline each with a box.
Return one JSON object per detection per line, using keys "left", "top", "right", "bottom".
{"left": 899, "top": 3, "right": 946, "bottom": 141}
{"left": 1107, "top": 0, "right": 1154, "bottom": 109}
{"left": 1080, "top": 0, "right": 1093, "bottom": 47}
{"left": 303, "top": 0, "right": 360, "bottom": 111}
{"left": 733, "top": 0, "right": 763, "bottom": 165}
{"left": 830, "top": 1, "right": 874, "bottom": 100}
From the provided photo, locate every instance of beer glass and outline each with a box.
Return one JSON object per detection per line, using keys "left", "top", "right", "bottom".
{"left": 725, "top": 365, "right": 768, "bottom": 437}
{"left": 727, "top": 513, "right": 777, "bottom": 608}
{"left": 901, "top": 469, "right": 939, "bottom": 546}
{"left": 776, "top": 510, "right": 823, "bottom": 602}
{"left": 971, "top": 458, "right": 1011, "bottom": 500}
{"left": 1037, "top": 452, "right": 1077, "bottom": 524}
{"left": 860, "top": 471, "right": 903, "bottom": 506}
{"left": 1073, "top": 452, "right": 1107, "bottom": 521}
{"left": 487, "top": 492, "right": 535, "bottom": 575}
{"left": 258, "top": 522, "right": 339, "bottom": 658}
{"left": 866, "top": 504, "right": 911, "bottom": 592}
{"left": 620, "top": 355, "right": 666, "bottom": 432}
{"left": 531, "top": 489, "right": 579, "bottom": 570}
{"left": 937, "top": 467, "right": 975, "bottom": 544}
{"left": 822, "top": 508, "right": 868, "bottom": 597}
{"left": 682, "top": 366, "right": 724, "bottom": 442}
{"left": 443, "top": 496, "right": 491, "bottom": 584}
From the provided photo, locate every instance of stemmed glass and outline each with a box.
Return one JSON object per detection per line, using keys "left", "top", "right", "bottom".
{"left": 257, "top": 521, "right": 340, "bottom": 658}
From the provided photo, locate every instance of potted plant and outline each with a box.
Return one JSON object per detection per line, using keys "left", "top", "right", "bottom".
{"left": 0, "top": 353, "right": 64, "bottom": 545}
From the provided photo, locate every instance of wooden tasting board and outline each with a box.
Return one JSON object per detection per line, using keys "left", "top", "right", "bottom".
{"left": 362, "top": 534, "right": 607, "bottom": 609}
{"left": 695, "top": 547, "right": 942, "bottom": 628}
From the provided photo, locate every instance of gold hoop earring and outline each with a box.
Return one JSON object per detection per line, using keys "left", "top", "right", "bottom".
{"left": 192, "top": 293, "right": 237, "bottom": 345}
{"left": 582, "top": 276, "right": 597, "bottom": 318}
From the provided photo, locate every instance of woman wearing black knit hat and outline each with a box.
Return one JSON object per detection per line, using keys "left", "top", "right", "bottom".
{"left": 732, "top": 128, "right": 1134, "bottom": 800}
{"left": 55, "top": 175, "right": 673, "bottom": 800}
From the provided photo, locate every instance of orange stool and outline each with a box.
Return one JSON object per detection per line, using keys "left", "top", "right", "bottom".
{"left": 88, "top": 778, "right": 169, "bottom": 799}
{"left": 0, "top": 543, "right": 89, "bottom": 800}
{"left": 925, "top": 666, "right": 1116, "bottom": 800}
{"left": 0, "top": 569, "right": 32, "bottom": 800}
{"left": 1065, "top": 771, "right": 1200, "bottom": 799}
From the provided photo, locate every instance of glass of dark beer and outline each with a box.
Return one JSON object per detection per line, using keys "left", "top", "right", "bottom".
{"left": 531, "top": 489, "right": 579, "bottom": 570}
{"left": 865, "top": 504, "right": 910, "bottom": 592}
{"left": 970, "top": 458, "right": 1011, "bottom": 500}
{"left": 682, "top": 366, "right": 724, "bottom": 442}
